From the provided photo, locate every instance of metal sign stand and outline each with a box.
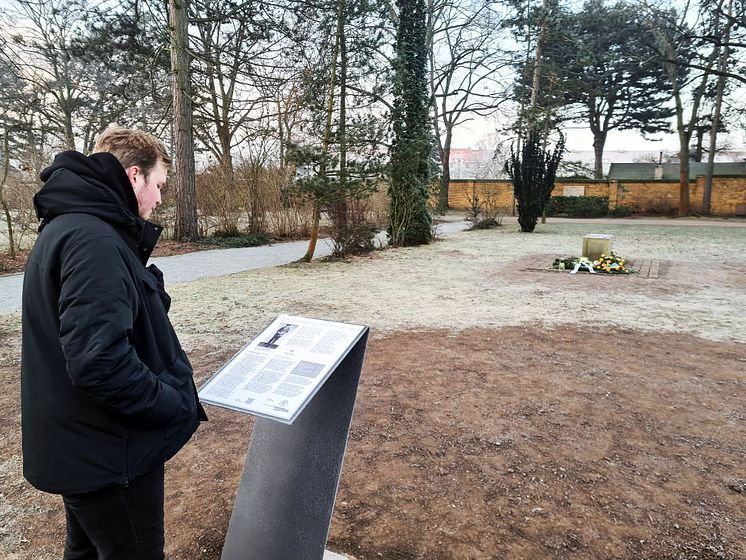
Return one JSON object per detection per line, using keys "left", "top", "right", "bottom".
{"left": 220, "top": 330, "right": 369, "bottom": 560}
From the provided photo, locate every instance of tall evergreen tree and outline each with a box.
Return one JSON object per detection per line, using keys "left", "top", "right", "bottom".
{"left": 564, "top": 1, "right": 673, "bottom": 179}
{"left": 510, "top": 0, "right": 673, "bottom": 178}
{"left": 389, "top": 0, "right": 432, "bottom": 247}
{"left": 285, "top": 0, "right": 386, "bottom": 261}
{"left": 506, "top": 131, "right": 564, "bottom": 233}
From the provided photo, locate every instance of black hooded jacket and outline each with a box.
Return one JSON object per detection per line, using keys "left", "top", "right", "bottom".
{"left": 21, "top": 151, "right": 206, "bottom": 495}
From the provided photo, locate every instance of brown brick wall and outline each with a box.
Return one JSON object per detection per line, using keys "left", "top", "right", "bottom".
{"left": 448, "top": 180, "right": 514, "bottom": 211}
{"left": 448, "top": 177, "right": 746, "bottom": 216}
{"left": 697, "top": 176, "right": 746, "bottom": 215}
{"left": 614, "top": 181, "right": 683, "bottom": 214}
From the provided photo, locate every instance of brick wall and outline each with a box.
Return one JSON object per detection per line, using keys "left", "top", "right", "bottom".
{"left": 448, "top": 177, "right": 746, "bottom": 216}
{"left": 696, "top": 176, "right": 746, "bottom": 215}
{"left": 448, "top": 180, "right": 514, "bottom": 211}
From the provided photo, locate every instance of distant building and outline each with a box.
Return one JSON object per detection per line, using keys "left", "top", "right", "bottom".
{"left": 448, "top": 148, "right": 505, "bottom": 180}
{"left": 608, "top": 162, "right": 746, "bottom": 181}
{"left": 448, "top": 147, "right": 746, "bottom": 180}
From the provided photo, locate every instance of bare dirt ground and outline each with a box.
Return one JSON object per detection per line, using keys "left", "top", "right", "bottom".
{"left": 1, "top": 221, "right": 745, "bottom": 559}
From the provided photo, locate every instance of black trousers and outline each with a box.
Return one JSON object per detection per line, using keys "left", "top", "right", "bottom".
{"left": 62, "top": 465, "right": 165, "bottom": 560}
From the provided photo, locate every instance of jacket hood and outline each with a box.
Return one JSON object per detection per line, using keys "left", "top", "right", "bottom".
{"left": 35, "top": 151, "right": 140, "bottom": 226}
{"left": 35, "top": 151, "right": 162, "bottom": 263}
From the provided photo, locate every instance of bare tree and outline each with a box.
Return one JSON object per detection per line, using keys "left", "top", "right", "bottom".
{"left": 703, "top": 0, "right": 739, "bottom": 213}
{"left": 0, "top": 0, "right": 98, "bottom": 150}
{"left": 190, "top": 0, "right": 287, "bottom": 171}
{"left": 645, "top": 2, "right": 721, "bottom": 216}
{"left": 427, "top": 0, "right": 511, "bottom": 211}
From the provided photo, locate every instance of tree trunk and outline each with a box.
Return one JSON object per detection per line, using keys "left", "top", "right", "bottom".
{"left": 592, "top": 130, "right": 607, "bottom": 180}
{"left": 438, "top": 132, "right": 452, "bottom": 212}
{"left": 703, "top": 82, "right": 725, "bottom": 216}
{"left": 277, "top": 100, "right": 285, "bottom": 166}
{"left": 672, "top": 86, "right": 692, "bottom": 216}
{"left": 529, "top": 0, "right": 551, "bottom": 119}
{"left": 530, "top": 0, "right": 551, "bottom": 226}
{"left": 339, "top": 11, "right": 347, "bottom": 186}
{"left": 694, "top": 128, "right": 705, "bottom": 162}
{"left": 1, "top": 130, "right": 15, "bottom": 258}
{"left": 169, "top": 0, "right": 199, "bottom": 240}
{"left": 304, "top": 201, "right": 321, "bottom": 262}
{"left": 303, "top": 0, "right": 343, "bottom": 262}
{"left": 678, "top": 139, "right": 690, "bottom": 217}
{"left": 63, "top": 108, "right": 75, "bottom": 151}
{"left": 704, "top": 0, "right": 732, "bottom": 215}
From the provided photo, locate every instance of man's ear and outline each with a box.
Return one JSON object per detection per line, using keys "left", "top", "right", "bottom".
{"left": 125, "top": 165, "right": 141, "bottom": 191}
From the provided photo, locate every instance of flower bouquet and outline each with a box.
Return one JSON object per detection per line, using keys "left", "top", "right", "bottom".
{"left": 552, "top": 252, "right": 633, "bottom": 274}
{"left": 552, "top": 256, "right": 579, "bottom": 271}
{"left": 593, "top": 251, "right": 631, "bottom": 274}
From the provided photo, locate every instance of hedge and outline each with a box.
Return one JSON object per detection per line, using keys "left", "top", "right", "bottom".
{"left": 546, "top": 195, "right": 609, "bottom": 218}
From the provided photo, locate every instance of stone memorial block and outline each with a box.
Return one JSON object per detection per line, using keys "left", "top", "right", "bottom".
{"left": 582, "top": 234, "right": 613, "bottom": 261}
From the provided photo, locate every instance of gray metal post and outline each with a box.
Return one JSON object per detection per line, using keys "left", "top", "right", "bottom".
{"left": 220, "top": 330, "right": 369, "bottom": 560}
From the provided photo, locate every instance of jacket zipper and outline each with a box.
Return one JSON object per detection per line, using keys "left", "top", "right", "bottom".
{"left": 123, "top": 431, "right": 130, "bottom": 487}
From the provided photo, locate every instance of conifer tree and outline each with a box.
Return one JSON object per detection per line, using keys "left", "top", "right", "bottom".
{"left": 388, "top": 0, "right": 432, "bottom": 247}
{"left": 506, "top": 131, "right": 564, "bottom": 233}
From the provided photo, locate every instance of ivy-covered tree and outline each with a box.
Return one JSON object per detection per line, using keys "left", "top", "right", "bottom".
{"left": 505, "top": 130, "right": 564, "bottom": 233}
{"left": 389, "top": 0, "right": 432, "bottom": 246}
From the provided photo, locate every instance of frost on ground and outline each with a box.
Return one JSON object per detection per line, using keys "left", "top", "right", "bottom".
{"left": 1, "top": 222, "right": 744, "bottom": 368}
{"left": 165, "top": 222, "right": 746, "bottom": 356}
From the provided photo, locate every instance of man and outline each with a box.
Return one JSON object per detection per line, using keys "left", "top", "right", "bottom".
{"left": 21, "top": 126, "right": 206, "bottom": 559}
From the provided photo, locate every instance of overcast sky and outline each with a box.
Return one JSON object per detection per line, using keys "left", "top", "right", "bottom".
{"left": 452, "top": 109, "right": 746, "bottom": 153}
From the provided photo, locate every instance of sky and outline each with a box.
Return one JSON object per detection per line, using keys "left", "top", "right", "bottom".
{"left": 451, "top": 115, "right": 745, "bottom": 154}
{"left": 2, "top": 0, "right": 742, "bottom": 157}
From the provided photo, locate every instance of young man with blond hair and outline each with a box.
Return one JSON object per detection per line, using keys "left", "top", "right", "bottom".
{"left": 21, "top": 126, "right": 206, "bottom": 559}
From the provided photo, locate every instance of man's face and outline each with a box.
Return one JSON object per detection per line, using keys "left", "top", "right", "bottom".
{"left": 126, "top": 160, "right": 168, "bottom": 220}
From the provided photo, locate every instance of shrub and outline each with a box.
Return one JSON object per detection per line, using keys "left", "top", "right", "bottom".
{"left": 465, "top": 183, "right": 482, "bottom": 224}
{"left": 644, "top": 199, "right": 677, "bottom": 216}
{"left": 547, "top": 196, "right": 609, "bottom": 218}
{"left": 505, "top": 130, "right": 565, "bottom": 232}
{"left": 327, "top": 198, "right": 379, "bottom": 257}
{"left": 198, "top": 233, "right": 269, "bottom": 248}
{"left": 609, "top": 205, "right": 633, "bottom": 217}
{"left": 472, "top": 217, "right": 502, "bottom": 229}
{"left": 195, "top": 165, "right": 243, "bottom": 237}
{"left": 465, "top": 183, "right": 504, "bottom": 229}
{"left": 480, "top": 185, "right": 503, "bottom": 221}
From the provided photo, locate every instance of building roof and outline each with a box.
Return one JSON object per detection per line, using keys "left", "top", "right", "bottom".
{"left": 607, "top": 162, "right": 746, "bottom": 180}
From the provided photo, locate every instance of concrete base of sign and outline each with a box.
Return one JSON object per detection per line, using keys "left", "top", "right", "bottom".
{"left": 220, "top": 330, "right": 369, "bottom": 560}
{"left": 323, "top": 551, "right": 349, "bottom": 560}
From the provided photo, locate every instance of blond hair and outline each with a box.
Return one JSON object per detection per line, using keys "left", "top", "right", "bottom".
{"left": 92, "top": 126, "right": 172, "bottom": 177}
